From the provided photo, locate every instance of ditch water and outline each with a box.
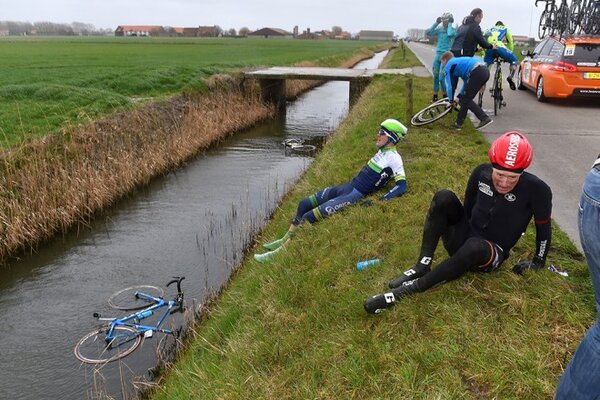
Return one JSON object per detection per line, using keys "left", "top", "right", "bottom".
{"left": 0, "top": 51, "right": 387, "bottom": 400}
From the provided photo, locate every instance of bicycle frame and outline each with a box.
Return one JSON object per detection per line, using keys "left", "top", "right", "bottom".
{"left": 100, "top": 293, "right": 178, "bottom": 343}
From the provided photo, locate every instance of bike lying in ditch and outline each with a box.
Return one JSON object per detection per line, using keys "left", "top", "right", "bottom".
{"left": 74, "top": 276, "right": 185, "bottom": 364}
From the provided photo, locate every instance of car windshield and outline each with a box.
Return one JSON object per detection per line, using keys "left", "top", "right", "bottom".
{"left": 564, "top": 43, "right": 600, "bottom": 65}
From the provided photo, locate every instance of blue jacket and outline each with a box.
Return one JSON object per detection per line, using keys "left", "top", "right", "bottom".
{"left": 426, "top": 21, "right": 456, "bottom": 53}
{"left": 444, "top": 56, "right": 486, "bottom": 100}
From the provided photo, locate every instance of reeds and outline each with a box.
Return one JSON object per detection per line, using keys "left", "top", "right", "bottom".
{"left": 0, "top": 83, "right": 275, "bottom": 263}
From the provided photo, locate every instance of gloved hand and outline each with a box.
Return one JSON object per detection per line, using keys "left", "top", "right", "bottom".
{"left": 361, "top": 199, "right": 373, "bottom": 207}
{"left": 512, "top": 256, "right": 545, "bottom": 275}
{"left": 436, "top": 17, "right": 442, "bottom": 24}
{"left": 449, "top": 17, "right": 454, "bottom": 23}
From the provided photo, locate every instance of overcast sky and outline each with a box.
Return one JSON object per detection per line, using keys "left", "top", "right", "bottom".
{"left": 1, "top": 0, "right": 544, "bottom": 37}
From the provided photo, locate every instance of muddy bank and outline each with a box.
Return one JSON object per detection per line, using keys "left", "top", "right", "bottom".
{"left": 0, "top": 47, "right": 387, "bottom": 263}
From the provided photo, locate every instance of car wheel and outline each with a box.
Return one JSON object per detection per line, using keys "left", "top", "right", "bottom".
{"left": 516, "top": 67, "right": 526, "bottom": 90}
{"left": 536, "top": 76, "right": 547, "bottom": 102}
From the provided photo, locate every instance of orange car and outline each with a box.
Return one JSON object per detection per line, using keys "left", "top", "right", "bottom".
{"left": 517, "top": 36, "right": 600, "bottom": 101}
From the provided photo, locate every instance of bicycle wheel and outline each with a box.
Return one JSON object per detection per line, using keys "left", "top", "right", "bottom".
{"left": 410, "top": 99, "right": 452, "bottom": 126}
{"left": 538, "top": 9, "right": 551, "bottom": 39}
{"left": 493, "top": 69, "right": 503, "bottom": 116}
{"left": 108, "top": 285, "right": 164, "bottom": 310}
{"left": 74, "top": 326, "right": 142, "bottom": 364}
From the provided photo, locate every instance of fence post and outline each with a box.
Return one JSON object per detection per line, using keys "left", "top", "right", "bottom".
{"left": 405, "top": 78, "right": 413, "bottom": 122}
{"left": 401, "top": 40, "right": 406, "bottom": 59}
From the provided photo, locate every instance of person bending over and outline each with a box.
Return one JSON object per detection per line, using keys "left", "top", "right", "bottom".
{"left": 442, "top": 51, "right": 493, "bottom": 130}
{"left": 254, "top": 119, "right": 408, "bottom": 263}
{"left": 364, "top": 131, "right": 552, "bottom": 314}
{"left": 426, "top": 12, "right": 456, "bottom": 102}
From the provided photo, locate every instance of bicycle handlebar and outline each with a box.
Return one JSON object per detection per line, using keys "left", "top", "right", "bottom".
{"left": 166, "top": 276, "right": 185, "bottom": 293}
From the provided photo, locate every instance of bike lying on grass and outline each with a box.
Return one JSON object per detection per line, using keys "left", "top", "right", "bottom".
{"left": 410, "top": 97, "right": 455, "bottom": 126}
{"left": 74, "top": 276, "right": 185, "bottom": 364}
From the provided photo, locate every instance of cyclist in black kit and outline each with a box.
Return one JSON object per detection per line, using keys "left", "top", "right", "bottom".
{"left": 364, "top": 131, "right": 552, "bottom": 314}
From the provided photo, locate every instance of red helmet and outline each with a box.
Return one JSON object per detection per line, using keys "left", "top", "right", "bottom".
{"left": 488, "top": 131, "right": 533, "bottom": 173}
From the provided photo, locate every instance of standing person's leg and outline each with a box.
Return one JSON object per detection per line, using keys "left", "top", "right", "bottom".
{"left": 432, "top": 52, "right": 442, "bottom": 102}
{"left": 456, "top": 66, "right": 490, "bottom": 126}
{"left": 556, "top": 166, "right": 600, "bottom": 399}
{"left": 388, "top": 189, "right": 468, "bottom": 288}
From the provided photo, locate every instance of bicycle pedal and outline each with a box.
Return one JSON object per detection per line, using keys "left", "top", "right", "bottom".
{"left": 144, "top": 330, "right": 153, "bottom": 338}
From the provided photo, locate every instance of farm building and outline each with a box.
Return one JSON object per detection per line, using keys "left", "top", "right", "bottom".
{"left": 248, "top": 27, "right": 293, "bottom": 39}
{"left": 115, "top": 25, "right": 167, "bottom": 37}
{"left": 358, "top": 30, "right": 394, "bottom": 41}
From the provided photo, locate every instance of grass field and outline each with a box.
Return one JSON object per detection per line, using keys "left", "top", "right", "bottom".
{"left": 150, "top": 47, "right": 593, "bottom": 399}
{"left": 0, "top": 37, "right": 382, "bottom": 146}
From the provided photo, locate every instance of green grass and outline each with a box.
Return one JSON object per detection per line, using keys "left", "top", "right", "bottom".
{"left": 0, "top": 37, "right": 383, "bottom": 146}
{"left": 151, "top": 48, "right": 593, "bottom": 399}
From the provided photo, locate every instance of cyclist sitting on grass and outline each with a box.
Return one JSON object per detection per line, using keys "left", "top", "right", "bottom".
{"left": 441, "top": 51, "right": 493, "bottom": 130}
{"left": 364, "top": 131, "right": 553, "bottom": 314}
{"left": 254, "top": 119, "right": 408, "bottom": 263}
{"left": 483, "top": 21, "right": 519, "bottom": 90}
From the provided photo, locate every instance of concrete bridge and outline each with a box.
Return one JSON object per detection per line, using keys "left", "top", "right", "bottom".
{"left": 245, "top": 66, "right": 429, "bottom": 108}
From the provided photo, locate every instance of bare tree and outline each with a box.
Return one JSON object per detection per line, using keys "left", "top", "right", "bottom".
{"left": 332, "top": 26, "right": 343, "bottom": 36}
{"left": 239, "top": 26, "right": 250, "bottom": 36}
{"left": 227, "top": 28, "right": 236, "bottom": 36}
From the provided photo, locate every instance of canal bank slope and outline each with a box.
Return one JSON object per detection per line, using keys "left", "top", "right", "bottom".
{"left": 151, "top": 48, "right": 592, "bottom": 399}
{"left": 0, "top": 45, "right": 385, "bottom": 263}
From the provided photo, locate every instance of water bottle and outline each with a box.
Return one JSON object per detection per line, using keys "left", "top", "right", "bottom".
{"left": 356, "top": 258, "right": 383, "bottom": 271}
{"left": 138, "top": 309, "right": 153, "bottom": 318}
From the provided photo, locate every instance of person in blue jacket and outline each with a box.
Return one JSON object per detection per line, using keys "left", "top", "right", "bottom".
{"left": 254, "top": 119, "right": 408, "bottom": 263}
{"left": 426, "top": 12, "right": 456, "bottom": 103}
{"left": 441, "top": 51, "right": 493, "bottom": 130}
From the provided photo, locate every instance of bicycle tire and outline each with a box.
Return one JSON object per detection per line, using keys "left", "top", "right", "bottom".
{"left": 410, "top": 99, "right": 452, "bottom": 126}
{"left": 493, "top": 67, "right": 503, "bottom": 116}
{"left": 74, "top": 325, "right": 142, "bottom": 364}
{"left": 108, "top": 285, "right": 164, "bottom": 310}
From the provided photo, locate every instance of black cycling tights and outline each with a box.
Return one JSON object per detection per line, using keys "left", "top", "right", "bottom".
{"left": 413, "top": 190, "right": 500, "bottom": 292}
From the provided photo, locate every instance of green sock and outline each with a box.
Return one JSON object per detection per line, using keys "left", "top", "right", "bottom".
{"left": 263, "top": 231, "right": 290, "bottom": 250}
{"left": 254, "top": 245, "right": 284, "bottom": 263}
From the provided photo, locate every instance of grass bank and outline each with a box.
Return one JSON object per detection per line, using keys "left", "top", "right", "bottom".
{"left": 150, "top": 47, "right": 593, "bottom": 399}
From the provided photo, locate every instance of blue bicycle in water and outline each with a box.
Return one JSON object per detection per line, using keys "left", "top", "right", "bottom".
{"left": 74, "top": 276, "right": 185, "bottom": 364}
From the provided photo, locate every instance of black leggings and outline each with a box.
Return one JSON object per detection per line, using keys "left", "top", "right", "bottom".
{"left": 456, "top": 65, "right": 489, "bottom": 126}
{"left": 415, "top": 189, "right": 504, "bottom": 292}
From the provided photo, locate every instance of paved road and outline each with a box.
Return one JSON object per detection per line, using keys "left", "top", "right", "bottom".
{"left": 407, "top": 42, "right": 600, "bottom": 250}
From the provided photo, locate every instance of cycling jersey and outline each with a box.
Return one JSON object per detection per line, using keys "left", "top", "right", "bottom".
{"left": 484, "top": 24, "right": 514, "bottom": 51}
{"left": 464, "top": 164, "right": 552, "bottom": 261}
{"left": 351, "top": 147, "right": 406, "bottom": 198}
{"left": 444, "top": 56, "right": 487, "bottom": 101}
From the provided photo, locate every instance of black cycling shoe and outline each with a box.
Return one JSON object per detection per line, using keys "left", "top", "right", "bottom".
{"left": 507, "top": 76, "right": 516, "bottom": 91}
{"left": 364, "top": 292, "right": 395, "bottom": 314}
{"left": 432, "top": 93, "right": 438, "bottom": 102}
{"left": 388, "top": 265, "right": 430, "bottom": 289}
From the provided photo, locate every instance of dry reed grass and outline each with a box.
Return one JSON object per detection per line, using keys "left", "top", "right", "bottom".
{"left": 0, "top": 83, "right": 274, "bottom": 262}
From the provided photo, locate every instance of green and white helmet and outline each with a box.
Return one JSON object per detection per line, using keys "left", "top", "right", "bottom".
{"left": 379, "top": 119, "right": 408, "bottom": 144}
{"left": 441, "top": 12, "right": 453, "bottom": 21}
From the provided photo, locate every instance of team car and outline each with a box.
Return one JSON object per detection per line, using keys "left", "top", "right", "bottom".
{"left": 517, "top": 36, "right": 600, "bottom": 101}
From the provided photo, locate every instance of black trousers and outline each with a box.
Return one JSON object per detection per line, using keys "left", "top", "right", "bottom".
{"left": 415, "top": 190, "right": 504, "bottom": 292}
{"left": 456, "top": 65, "right": 489, "bottom": 126}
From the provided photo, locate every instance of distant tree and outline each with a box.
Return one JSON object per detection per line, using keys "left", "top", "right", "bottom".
{"left": 214, "top": 25, "right": 223, "bottom": 37}
{"left": 71, "top": 21, "right": 95, "bottom": 35}
{"left": 239, "top": 26, "right": 250, "bottom": 36}
{"left": 332, "top": 26, "right": 342, "bottom": 36}
{"left": 227, "top": 28, "right": 236, "bottom": 36}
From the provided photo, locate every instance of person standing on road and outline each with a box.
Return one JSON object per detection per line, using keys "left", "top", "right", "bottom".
{"left": 555, "top": 154, "right": 600, "bottom": 400}
{"left": 363, "top": 131, "right": 553, "bottom": 314}
{"left": 441, "top": 51, "right": 493, "bottom": 130}
{"left": 426, "top": 12, "right": 456, "bottom": 103}
{"left": 451, "top": 8, "right": 494, "bottom": 57}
